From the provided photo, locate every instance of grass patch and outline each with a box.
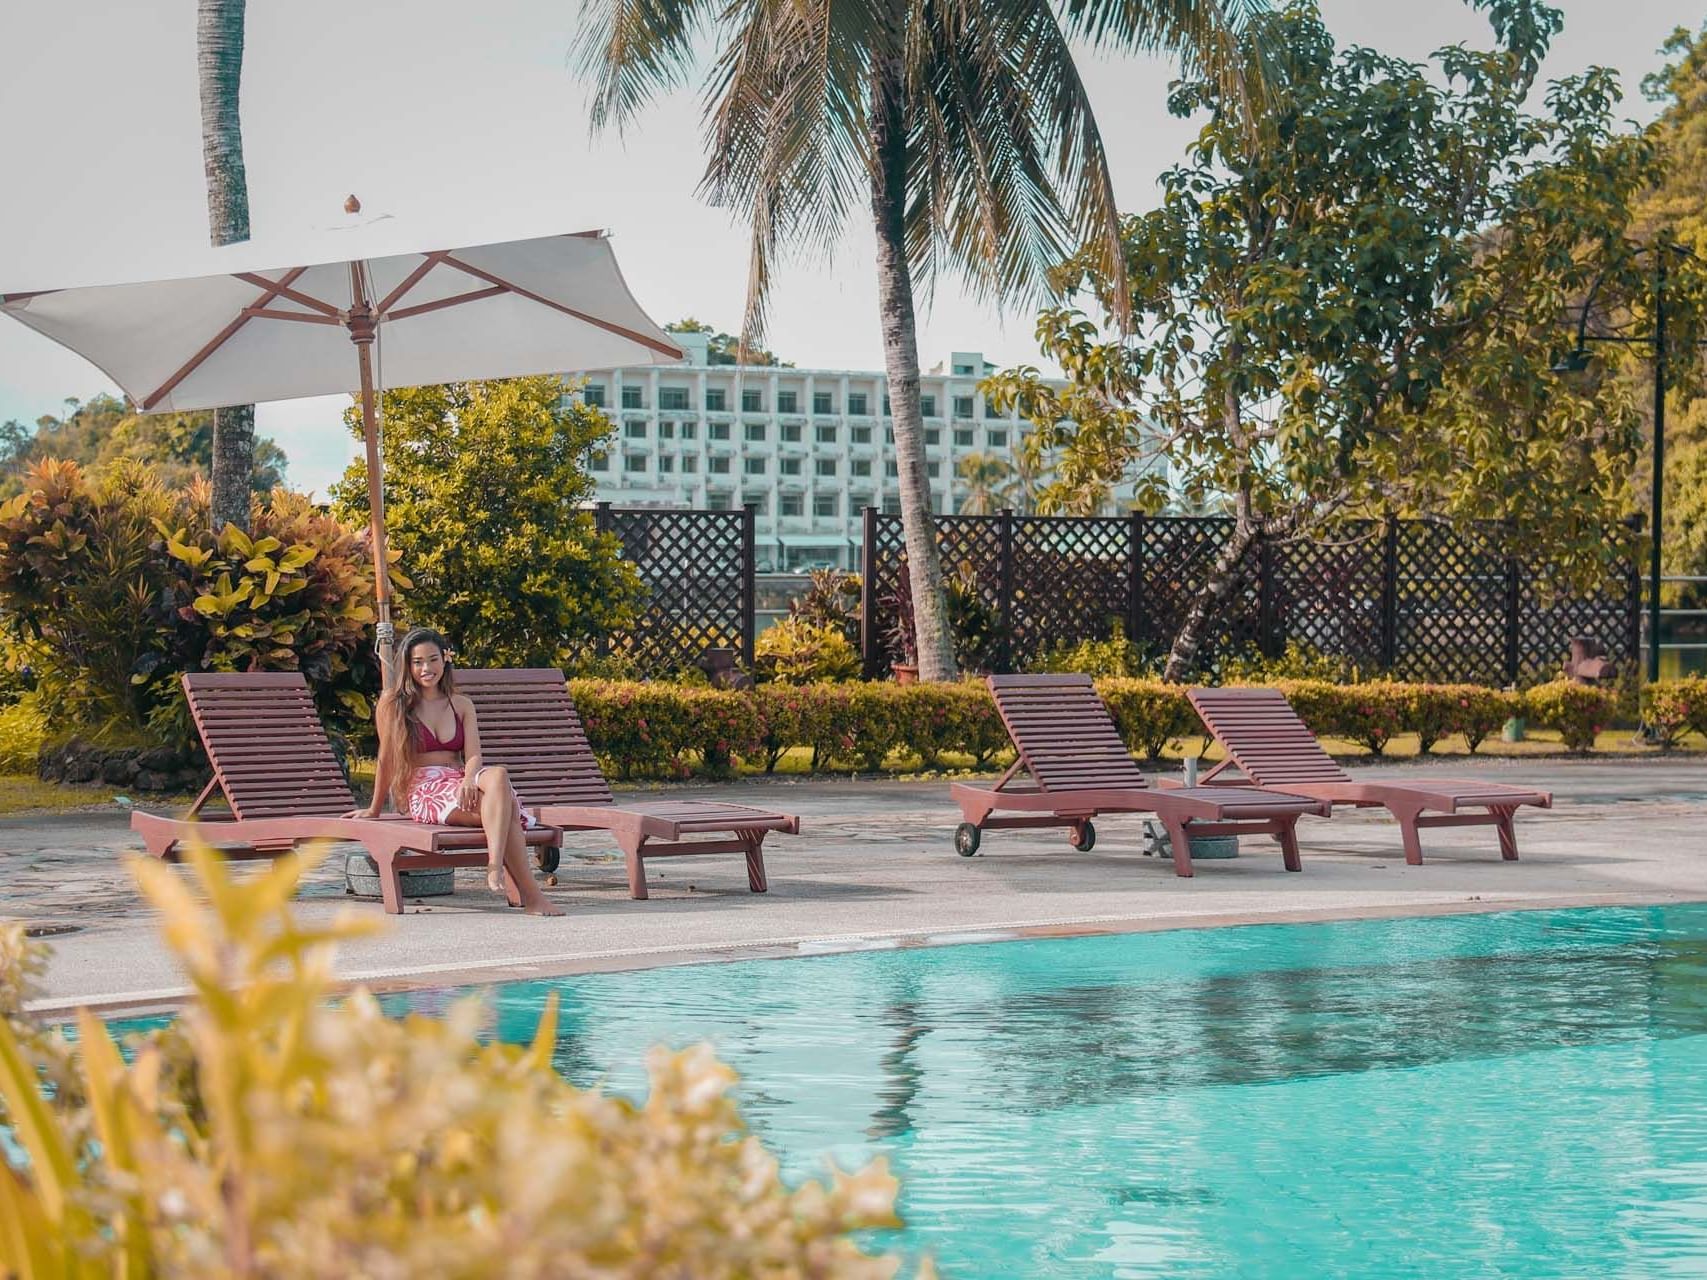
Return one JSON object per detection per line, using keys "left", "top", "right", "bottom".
{"left": 0, "top": 774, "right": 137, "bottom": 815}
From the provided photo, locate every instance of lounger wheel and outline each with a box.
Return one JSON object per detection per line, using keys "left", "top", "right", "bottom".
{"left": 1068, "top": 820, "right": 1096, "bottom": 853}
{"left": 954, "top": 823, "right": 982, "bottom": 857}
{"left": 536, "top": 844, "right": 561, "bottom": 874}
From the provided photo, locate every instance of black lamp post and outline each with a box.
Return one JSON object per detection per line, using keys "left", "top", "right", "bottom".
{"left": 1552, "top": 241, "right": 1698, "bottom": 685}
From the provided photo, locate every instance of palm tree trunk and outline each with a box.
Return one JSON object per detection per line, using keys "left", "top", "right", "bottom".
{"left": 198, "top": 0, "right": 254, "bottom": 532}
{"left": 869, "top": 47, "right": 956, "bottom": 681}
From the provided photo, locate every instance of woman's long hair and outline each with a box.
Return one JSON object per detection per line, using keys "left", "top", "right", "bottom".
{"left": 376, "top": 626, "right": 460, "bottom": 810}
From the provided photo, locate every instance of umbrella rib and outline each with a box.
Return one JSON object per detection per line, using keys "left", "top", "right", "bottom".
{"left": 140, "top": 266, "right": 312, "bottom": 410}
{"left": 436, "top": 252, "right": 682, "bottom": 358}
{"left": 385, "top": 285, "right": 507, "bottom": 322}
{"left": 231, "top": 272, "right": 342, "bottom": 318}
{"left": 244, "top": 307, "right": 342, "bottom": 325}
{"left": 374, "top": 252, "right": 451, "bottom": 315}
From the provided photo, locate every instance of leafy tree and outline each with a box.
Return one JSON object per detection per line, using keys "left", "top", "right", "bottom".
{"left": 1635, "top": 22, "right": 1707, "bottom": 617}
{"left": 988, "top": 0, "right": 1707, "bottom": 679}
{"left": 330, "top": 375, "right": 642, "bottom": 668}
{"left": 196, "top": 0, "right": 256, "bottom": 531}
{"left": 0, "top": 393, "right": 287, "bottom": 499}
{"left": 573, "top": 0, "right": 1269, "bottom": 682}
{"left": 667, "top": 317, "right": 792, "bottom": 367}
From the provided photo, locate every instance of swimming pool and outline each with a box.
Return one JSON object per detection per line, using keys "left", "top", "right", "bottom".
{"left": 387, "top": 905, "right": 1707, "bottom": 1278}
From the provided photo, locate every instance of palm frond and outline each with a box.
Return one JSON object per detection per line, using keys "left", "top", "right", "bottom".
{"left": 571, "top": 0, "right": 722, "bottom": 133}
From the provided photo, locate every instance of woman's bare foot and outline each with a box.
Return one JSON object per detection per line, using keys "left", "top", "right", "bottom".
{"left": 523, "top": 898, "right": 565, "bottom": 917}
{"left": 486, "top": 865, "right": 504, "bottom": 895}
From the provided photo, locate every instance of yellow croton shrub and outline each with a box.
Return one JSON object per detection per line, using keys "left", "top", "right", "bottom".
{"left": 0, "top": 847, "right": 926, "bottom": 1278}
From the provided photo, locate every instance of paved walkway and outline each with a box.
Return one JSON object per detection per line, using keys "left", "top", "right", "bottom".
{"left": 4, "top": 755, "right": 1704, "bottom": 1013}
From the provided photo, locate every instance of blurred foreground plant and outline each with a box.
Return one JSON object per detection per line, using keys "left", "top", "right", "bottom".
{"left": 0, "top": 845, "right": 922, "bottom": 1278}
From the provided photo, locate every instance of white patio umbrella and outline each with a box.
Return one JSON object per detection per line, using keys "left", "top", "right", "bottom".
{"left": 0, "top": 229, "right": 683, "bottom": 649}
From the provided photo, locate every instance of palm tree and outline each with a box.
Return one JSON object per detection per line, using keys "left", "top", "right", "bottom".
{"left": 573, "top": 0, "right": 1266, "bottom": 680}
{"left": 197, "top": 0, "right": 254, "bottom": 532}
{"left": 956, "top": 451, "right": 1015, "bottom": 515}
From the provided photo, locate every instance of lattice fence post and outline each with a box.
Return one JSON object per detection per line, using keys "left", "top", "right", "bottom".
{"left": 1379, "top": 516, "right": 1399, "bottom": 672}
{"left": 997, "top": 508, "right": 1016, "bottom": 673}
{"left": 1503, "top": 523, "right": 1521, "bottom": 688}
{"left": 594, "top": 501, "right": 613, "bottom": 660}
{"left": 1126, "top": 510, "right": 1145, "bottom": 652}
{"left": 741, "top": 502, "right": 757, "bottom": 669}
{"left": 860, "top": 505, "right": 881, "bottom": 678}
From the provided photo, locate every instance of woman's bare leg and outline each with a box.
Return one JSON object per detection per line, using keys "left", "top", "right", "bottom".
{"left": 476, "top": 767, "right": 563, "bottom": 916}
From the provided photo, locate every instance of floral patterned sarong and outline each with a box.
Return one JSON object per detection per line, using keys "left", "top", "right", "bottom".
{"left": 405, "top": 765, "right": 535, "bottom": 827}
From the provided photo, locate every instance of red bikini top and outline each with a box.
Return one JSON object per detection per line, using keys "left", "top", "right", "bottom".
{"left": 413, "top": 708, "right": 465, "bottom": 754}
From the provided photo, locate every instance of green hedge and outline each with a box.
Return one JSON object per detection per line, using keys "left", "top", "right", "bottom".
{"left": 558, "top": 677, "right": 1687, "bottom": 779}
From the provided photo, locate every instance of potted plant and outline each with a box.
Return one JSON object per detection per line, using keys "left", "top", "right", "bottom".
{"left": 880, "top": 563, "right": 919, "bottom": 684}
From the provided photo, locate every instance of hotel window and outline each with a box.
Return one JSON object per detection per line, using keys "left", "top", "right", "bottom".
{"left": 659, "top": 456, "right": 675, "bottom": 473}
{"left": 953, "top": 362, "right": 976, "bottom": 375}
{"left": 954, "top": 428, "right": 974, "bottom": 447}
{"left": 659, "top": 387, "right": 689, "bottom": 411}
{"left": 709, "top": 422, "right": 730, "bottom": 441}
{"left": 744, "top": 493, "right": 767, "bottom": 514}
{"left": 816, "top": 424, "right": 838, "bottom": 444}
{"left": 705, "top": 388, "right": 727, "bottom": 411}
{"left": 624, "top": 454, "right": 647, "bottom": 472}
{"left": 744, "top": 457, "right": 767, "bottom": 475}
{"left": 851, "top": 426, "right": 872, "bottom": 444}
{"left": 658, "top": 421, "right": 674, "bottom": 439}
{"left": 745, "top": 422, "right": 767, "bottom": 442}
{"left": 742, "top": 388, "right": 764, "bottom": 412}
{"left": 680, "top": 422, "right": 698, "bottom": 440}
{"left": 925, "top": 428, "right": 940, "bottom": 446}
{"left": 709, "top": 456, "right": 731, "bottom": 474}
{"left": 708, "top": 491, "right": 733, "bottom": 509}
{"left": 852, "top": 460, "right": 872, "bottom": 477}
{"left": 920, "top": 394, "right": 937, "bottom": 417}
{"left": 813, "top": 391, "right": 835, "bottom": 415}
{"left": 625, "top": 421, "right": 646, "bottom": 438}
{"left": 847, "top": 392, "right": 868, "bottom": 416}
{"left": 581, "top": 383, "right": 606, "bottom": 407}
{"left": 815, "top": 458, "right": 837, "bottom": 477}
{"left": 681, "top": 456, "right": 699, "bottom": 473}
{"left": 620, "top": 385, "right": 644, "bottom": 409}
{"left": 884, "top": 427, "right": 894, "bottom": 443}
{"left": 885, "top": 460, "right": 899, "bottom": 477}
{"left": 953, "top": 395, "right": 974, "bottom": 418}
{"left": 813, "top": 495, "right": 838, "bottom": 518}
{"left": 882, "top": 394, "right": 892, "bottom": 415}
{"left": 984, "top": 399, "right": 1003, "bottom": 418}
{"left": 986, "top": 429, "right": 1008, "bottom": 448}
{"left": 782, "top": 423, "right": 803, "bottom": 442}
{"left": 882, "top": 496, "right": 902, "bottom": 514}
{"left": 926, "top": 461, "right": 940, "bottom": 478}
{"left": 590, "top": 453, "right": 610, "bottom": 471}
{"left": 780, "top": 494, "right": 804, "bottom": 517}
{"left": 777, "top": 390, "right": 799, "bottom": 413}
{"left": 780, "top": 458, "right": 802, "bottom": 476}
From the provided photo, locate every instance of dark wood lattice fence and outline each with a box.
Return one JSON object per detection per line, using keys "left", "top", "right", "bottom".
{"left": 592, "top": 503, "right": 755, "bottom": 674}
{"left": 859, "top": 509, "right": 1639, "bottom": 684}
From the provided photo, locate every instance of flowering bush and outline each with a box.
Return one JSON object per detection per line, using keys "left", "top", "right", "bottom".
{"left": 1641, "top": 676, "right": 1707, "bottom": 749}
{"left": 1100, "top": 678, "right": 1201, "bottom": 760}
{"left": 1523, "top": 679, "right": 1614, "bottom": 752}
{"left": 755, "top": 617, "right": 861, "bottom": 685}
{"left": 0, "top": 845, "right": 918, "bottom": 1277}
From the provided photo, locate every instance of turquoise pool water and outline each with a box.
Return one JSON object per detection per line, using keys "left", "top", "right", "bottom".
{"left": 399, "top": 905, "right": 1707, "bottom": 1277}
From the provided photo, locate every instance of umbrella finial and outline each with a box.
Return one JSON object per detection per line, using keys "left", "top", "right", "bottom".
{"left": 343, "top": 193, "right": 362, "bottom": 214}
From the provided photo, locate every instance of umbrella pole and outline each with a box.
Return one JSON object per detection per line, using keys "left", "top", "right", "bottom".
{"left": 348, "top": 298, "right": 393, "bottom": 687}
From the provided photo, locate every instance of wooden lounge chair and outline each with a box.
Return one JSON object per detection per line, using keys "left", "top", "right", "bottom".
{"left": 455, "top": 668, "right": 800, "bottom": 899}
{"left": 130, "top": 672, "right": 561, "bottom": 914}
{"left": 1186, "top": 686, "right": 1552, "bottom": 864}
{"left": 949, "top": 674, "right": 1330, "bottom": 876}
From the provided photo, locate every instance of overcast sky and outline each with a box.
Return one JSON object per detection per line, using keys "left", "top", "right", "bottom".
{"left": 0, "top": 0, "right": 1698, "bottom": 496}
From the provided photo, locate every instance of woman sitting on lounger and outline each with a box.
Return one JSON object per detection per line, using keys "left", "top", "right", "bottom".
{"left": 354, "top": 626, "right": 563, "bottom": 916}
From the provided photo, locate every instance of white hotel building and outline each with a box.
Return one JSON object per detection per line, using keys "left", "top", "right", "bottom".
{"left": 573, "top": 331, "right": 1144, "bottom": 571}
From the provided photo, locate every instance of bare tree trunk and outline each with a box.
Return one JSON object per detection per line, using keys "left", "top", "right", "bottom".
{"left": 198, "top": 0, "right": 254, "bottom": 532}
{"left": 1162, "top": 509, "right": 1258, "bottom": 682}
{"left": 869, "top": 40, "right": 955, "bottom": 681}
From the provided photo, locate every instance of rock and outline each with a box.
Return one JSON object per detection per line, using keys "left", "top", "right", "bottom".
{"left": 136, "top": 747, "right": 179, "bottom": 771}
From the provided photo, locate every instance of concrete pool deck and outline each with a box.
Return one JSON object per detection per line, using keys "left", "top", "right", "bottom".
{"left": 4, "top": 754, "right": 1704, "bottom": 1014}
